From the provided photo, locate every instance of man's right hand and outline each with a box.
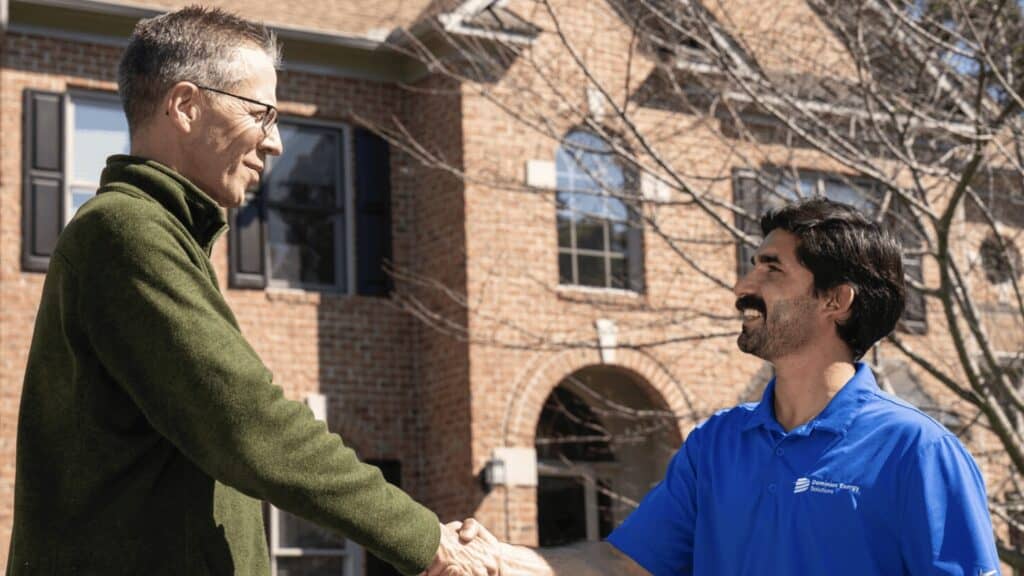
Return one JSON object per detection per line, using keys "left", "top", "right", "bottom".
{"left": 423, "top": 520, "right": 501, "bottom": 576}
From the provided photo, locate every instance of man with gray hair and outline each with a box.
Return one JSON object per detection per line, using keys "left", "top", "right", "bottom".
{"left": 7, "top": 6, "right": 494, "bottom": 575}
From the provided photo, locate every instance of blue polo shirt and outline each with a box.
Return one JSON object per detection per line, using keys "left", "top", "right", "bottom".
{"left": 608, "top": 363, "right": 1000, "bottom": 575}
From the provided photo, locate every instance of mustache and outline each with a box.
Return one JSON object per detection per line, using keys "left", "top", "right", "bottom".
{"left": 735, "top": 295, "right": 766, "bottom": 314}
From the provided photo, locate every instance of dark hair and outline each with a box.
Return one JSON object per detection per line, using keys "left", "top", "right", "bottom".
{"left": 761, "top": 198, "right": 906, "bottom": 359}
{"left": 118, "top": 5, "right": 280, "bottom": 132}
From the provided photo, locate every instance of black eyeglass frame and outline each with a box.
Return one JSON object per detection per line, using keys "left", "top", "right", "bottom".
{"left": 192, "top": 82, "right": 279, "bottom": 135}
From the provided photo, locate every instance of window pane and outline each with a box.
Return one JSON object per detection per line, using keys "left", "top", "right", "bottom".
{"left": 265, "top": 124, "right": 341, "bottom": 207}
{"left": 557, "top": 210, "right": 573, "bottom": 248}
{"left": 606, "top": 197, "right": 628, "bottom": 222}
{"left": 69, "top": 186, "right": 95, "bottom": 218}
{"left": 557, "top": 130, "right": 624, "bottom": 197}
{"left": 572, "top": 173, "right": 601, "bottom": 194}
{"left": 557, "top": 171, "right": 573, "bottom": 194}
{"left": 556, "top": 190, "right": 572, "bottom": 210}
{"left": 609, "top": 222, "right": 630, "bottom": 252}
{"left": 576, "top": 217, "right": 606, "bottom": 251}
{"left": 772, "top": 176, "right": 805, "bottom": 202}
{"left": 72, "top": 97, "right": 129, "bottom": 182}
{"left": 268, "top": 209, "right": 338, "bottom": 287}
{"left": 824, "top": 178, "right": 877, "bottom": 214}
{"left": 566, "top": 132, "right": 618, "bottom": 181}
{"left": 275, "top": 555, "right": 347, "bottom": 576}
{"left": 577, "top": 255, "right": 606, "bottom": 287}
{"left": 593, "top": 163, "right": 625, "bottom": 192}
{"left": 277, "top": 509, "right": 347, "bottom": 549}
{"left": 559, "top": 252, "right": 574, "bottom": 284}
{"left": 558, "top": 171, "right": 599, "bottom": 195}
{"left": 610, "top": 256, "right": 627, "bottom": 289}
{"left": 573, "top": 193, "right": 604, "bottom": 218}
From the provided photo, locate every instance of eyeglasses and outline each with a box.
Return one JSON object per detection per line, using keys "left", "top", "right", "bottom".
{"left": 192, "top": 83, "right": 279, "bottom": 136}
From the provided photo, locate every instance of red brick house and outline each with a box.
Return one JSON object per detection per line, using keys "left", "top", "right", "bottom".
{"left": 2, "top": 0, "right": 1021, "bottom": 573}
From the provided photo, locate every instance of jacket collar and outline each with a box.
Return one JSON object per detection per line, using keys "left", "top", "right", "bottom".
{"left": 98, "top": 155, "right": 227, "bottom": 252}
{"left": 742, "top": 362, "right": 878, "bottom": 436}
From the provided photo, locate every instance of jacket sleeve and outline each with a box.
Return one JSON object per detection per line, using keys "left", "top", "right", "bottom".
{"left": 70, "top": 211, "right": 440, "bottom": 576}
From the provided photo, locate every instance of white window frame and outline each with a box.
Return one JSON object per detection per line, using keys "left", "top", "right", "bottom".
{"left": 268, "top": 504, "right": 364, "bottom": 576}
{"left": 263, "top": 116, "right": 356, "bottom": 294}
{"left": 63, "top": 90, "right": 129, "bottom": 224}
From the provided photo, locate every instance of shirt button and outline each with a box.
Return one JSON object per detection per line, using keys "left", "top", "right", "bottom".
{"left": 776, "top": 448, "right": 785, "bottom": 456}
{"left": 767, "top": 483, "right": 776, "bottom": 493}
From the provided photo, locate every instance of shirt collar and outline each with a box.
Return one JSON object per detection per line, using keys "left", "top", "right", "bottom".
{"left": 98, "top": 155, "right": 227, "bottom": 253}
{"left": 742, "top": 362, "right": 878, "bottom": 435}
{"left": 742, "top": 380, "right": 780, "bottom": 433}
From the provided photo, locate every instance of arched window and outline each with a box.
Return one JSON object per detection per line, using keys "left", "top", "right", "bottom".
{"left": 556, "top": 131, "right": 644, "bottom": 291}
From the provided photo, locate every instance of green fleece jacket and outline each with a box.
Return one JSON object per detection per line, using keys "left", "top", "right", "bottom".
{"left": 7, "top": 156, "right": 440, "bottom": 575}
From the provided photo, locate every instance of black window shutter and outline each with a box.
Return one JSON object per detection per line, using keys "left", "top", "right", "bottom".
{"left": 228, "top": 192, "right": 267, "bottom": 289}
{"left": 900, "top": 256, "right": 928, "bottom": 333}
{"left": 890, "top": 199, "right": 928, "bottom": 333}
{"left": 354, "top": 128, "right": 393, "bottom": 296}
{"left": 626, "top": 222, "right": 645, "bottom": 293}
{"left": 733, "top": 171, "right": 761, "bottom": 279}
{"left": 364, "top": 459, "right": 402, "bottom": 576}
{"left": 22, "top": 90, "right": 65, "bottom": 273}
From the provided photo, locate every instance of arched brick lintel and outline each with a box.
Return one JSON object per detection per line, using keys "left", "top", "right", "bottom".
{"left": 501, "top": 347, "right": 694, "bottom": 448}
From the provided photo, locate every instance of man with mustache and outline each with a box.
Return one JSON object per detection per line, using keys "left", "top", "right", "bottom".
{"left": 457, "top": 198, "right": 1001, "bottom": 575}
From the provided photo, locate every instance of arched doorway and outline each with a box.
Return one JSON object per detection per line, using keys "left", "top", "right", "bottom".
{"left": 534, "top": 366, "right": 679, "bottom": 547}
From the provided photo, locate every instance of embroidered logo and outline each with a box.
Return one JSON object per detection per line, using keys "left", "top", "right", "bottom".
{"left": 793, "top": 477, "right": 861, "bottom": 496}
{"left": 793, "top": 477, "right": 811, "bottom": 494}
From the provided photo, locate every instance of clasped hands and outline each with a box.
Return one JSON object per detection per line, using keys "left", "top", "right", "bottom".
{"left": 422, "top": 517, "right": 505, "bottom": 576}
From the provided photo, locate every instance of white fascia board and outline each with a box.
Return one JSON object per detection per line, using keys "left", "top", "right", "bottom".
{"left": 450, "top": 0, "right": 505, "bottom": 18}
{"left": 436, "top": 13, "right": 536, "bottom": 46}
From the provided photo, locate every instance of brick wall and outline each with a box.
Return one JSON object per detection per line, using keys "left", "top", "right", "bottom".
{"left": 394, "top": 73, "right": 475, "bottom": 520}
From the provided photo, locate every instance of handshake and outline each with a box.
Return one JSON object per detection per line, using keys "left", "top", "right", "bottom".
{"left": 422, "top": 518, "right": 515, "bottom": 576}
{"left": 418, "top": 518, "right": 645, "bottom": 576}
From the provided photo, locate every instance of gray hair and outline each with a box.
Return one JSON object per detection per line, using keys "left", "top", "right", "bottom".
{"left": 118, "top": 5, "right": 281, "bottom": 132}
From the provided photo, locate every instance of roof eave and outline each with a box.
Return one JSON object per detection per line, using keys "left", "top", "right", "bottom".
{"left": 11, "top": 0, "right": 398, "bottom": 52}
